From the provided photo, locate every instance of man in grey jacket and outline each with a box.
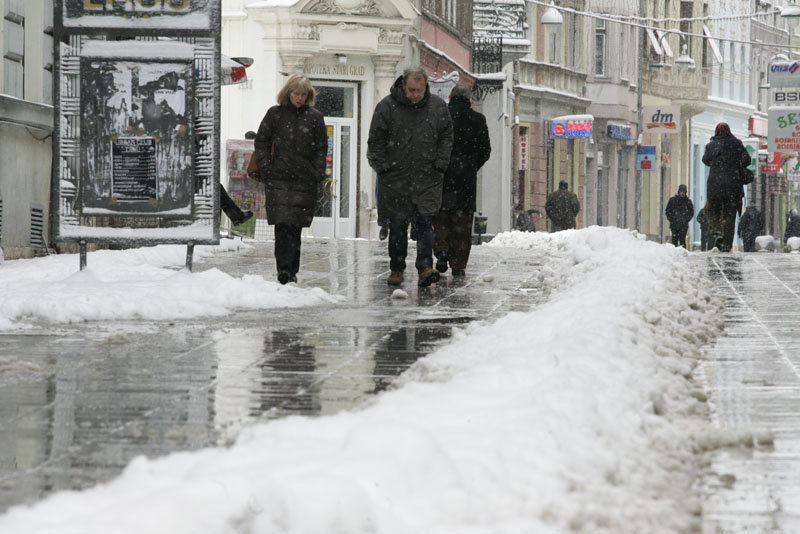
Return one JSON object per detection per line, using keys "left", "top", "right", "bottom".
{"left": 368, "top": 67, "right": 454, "bottom": 287}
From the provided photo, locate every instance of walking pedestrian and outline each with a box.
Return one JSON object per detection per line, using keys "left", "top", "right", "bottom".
{"left": 433, "top": 85, "right": 491, "bottom": 277}
{"left": 784, "top": 208, "right": 800, "bottom": 248}
{"left": 254, "top": 75, "right": 328, "bottom": 284}
{"left": 696, "top": 205, "right": 709, "bottom": 251}
{"left": 701, "top": 122, "right": 750, "bottom": 252}
{"left": 367, "top": 67, "right": 454, "bottom": 287}
{"left": 545, "top": 180, "right": 580, "bottom": 232}
{"left": 737, "top": 202, "right": 764, "bottom": 252}
{"left": 664, "top": 184, "right": 694, "bottom": 248}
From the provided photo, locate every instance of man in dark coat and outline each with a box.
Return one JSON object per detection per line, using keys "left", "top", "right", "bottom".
{"left": 433, "top": 85, "right": 491, "bottom": 277}
{"left": 255, "top": 76, "right": 328, "bottom": 284}
{"left": 368, "top": 67, "right": 454, "bottom": 287}
{"left": 665, "top": 184, "right": 694, "bottom": 248}
{"left": 737, "top": 202, "right": 764, "bottom": 252}
{"left": 702, "top": 122, "right": 750, "bottom": 252}
{"left": 545, "top": 180, "right": 580, "bottom": 232}
{"left": 784, "top": 209, "right": 800, "bottom": 247}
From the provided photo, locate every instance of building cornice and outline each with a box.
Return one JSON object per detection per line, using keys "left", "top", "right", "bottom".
{"left": 0, "top": 95, "right": 53, "bottom": 132}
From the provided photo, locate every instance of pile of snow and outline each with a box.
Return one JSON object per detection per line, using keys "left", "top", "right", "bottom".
{"left": 0, "top": 239, "right": 341, "bottom": 331}
{"left": 0, "top": 227, "right": 724, "bottom": 533}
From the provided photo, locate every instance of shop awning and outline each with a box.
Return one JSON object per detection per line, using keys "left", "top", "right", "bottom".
{"left": 656, "top": 30, "right": 674, "bottom": 58}
{"left": 703, "top": 24, "right": 724, "bottom": 64}
{"left": 646, "top": 28, "right": 663, "bottom": 56}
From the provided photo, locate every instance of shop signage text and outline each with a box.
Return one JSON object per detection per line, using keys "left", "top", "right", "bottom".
{"left": 642, "top": 106, "right": 679, "bottom": 134}
{"left": 637, "top": 145, "right": 656, "bottom": 171}
{"left": 519, "top": 135, "right": 528, "bottom": 170}
{"left": 769, "top": 61, "right": 800, "bottom": 88}
{"left": 768, "top": 106, "right": 800, "bottom": 151}
{"left": 606, "top": 123, "right": 632, "bottom": 141}
{"left": 304, "top": 63, "right": 366, "bottom": 77}
{"left": 551, "top": 120, "right": 592, "bottom": 138}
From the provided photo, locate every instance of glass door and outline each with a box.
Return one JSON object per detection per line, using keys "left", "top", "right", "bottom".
{"left": 312, "top": 82, "right": 358, "bottom": 238}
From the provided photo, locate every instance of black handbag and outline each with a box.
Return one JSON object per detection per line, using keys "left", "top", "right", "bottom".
{"left": 738, "top": 165, "right": 755, "bottom": 185}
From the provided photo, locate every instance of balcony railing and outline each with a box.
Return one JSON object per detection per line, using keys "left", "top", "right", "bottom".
{"left": 473, "top": 0, "right": 526, "bottom": 41}
{"left": 472, "top": 36, "right": 502, "bottom": 74}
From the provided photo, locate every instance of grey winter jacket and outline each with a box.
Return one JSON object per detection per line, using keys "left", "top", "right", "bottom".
{"left": 367, "top": 76, "right": 454, "bottom": 218}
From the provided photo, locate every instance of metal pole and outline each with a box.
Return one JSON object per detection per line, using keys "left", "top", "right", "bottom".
{"left": 79, "top": 240, "right": 87, "bottom": 271}
{"left": 185, "top": 242, "right": 194, "bottom": 271}
{"left": 635, "top": 0, "right": 645, "bottom": 232}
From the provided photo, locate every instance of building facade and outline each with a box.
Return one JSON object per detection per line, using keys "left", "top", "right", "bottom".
{"left": 0, "top": 0, "right": 54, "bottom": 260}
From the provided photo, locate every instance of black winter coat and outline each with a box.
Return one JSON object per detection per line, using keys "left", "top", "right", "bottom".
{"left": 254, "top": 104, "right": 328, "bottom": 227}
{"left": 665, "top": 194, "right": 694, "bottom": 230}
{"left": 738, "top": 207, "right": 764, "bottom": 241}
{"left": 702, "top": 134, "right": 751, "bottom": 204}
{"left": 368, "top": 76, "right": 454, "bottom": 218}
{"left": 441, "top": 96, "right": 491, "bottom": 212}
{"left": 785, "top": 214, "right": 800, "bottom": 243}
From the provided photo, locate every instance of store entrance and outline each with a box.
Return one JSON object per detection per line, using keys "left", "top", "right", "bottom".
{"left": 312, "top": 82, "right": 358, "bottom": 238}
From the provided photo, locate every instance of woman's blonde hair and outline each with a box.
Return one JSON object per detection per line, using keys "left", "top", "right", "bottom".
{"left": 277, "top": 75, "right": 316, "bottom": 107}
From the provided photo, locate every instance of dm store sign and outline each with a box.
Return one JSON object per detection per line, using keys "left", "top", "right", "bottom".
{"left": 642, "top": 106, "right": 680, "bottom": 134}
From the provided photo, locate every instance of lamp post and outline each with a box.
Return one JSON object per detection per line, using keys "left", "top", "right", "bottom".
{"left": 783, "top": 2, "right": 800, "bottom": 57}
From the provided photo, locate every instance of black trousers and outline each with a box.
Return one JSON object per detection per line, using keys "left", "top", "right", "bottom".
{"left": 388, "top": 215, "right": 434, "bottom": 273}
{"left": 671, "top": 225, "right": 688, "bottom": 248}
{"left": 433, "top": 210, "right": 474, "bottom": 270}
{"left": 220, "top": 185, "right": 245, "bottom": 221}
{"left": 274, "top": 223, "right": 302, "bottom": 275}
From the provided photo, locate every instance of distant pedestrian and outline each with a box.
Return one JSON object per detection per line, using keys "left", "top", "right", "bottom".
{"left": 254, "top": 75, "right": 328, "bottom": 284}
{"left": 702, "top": 122, "right": 750, "bottom": 252}
{"left": 367, "top": 67, "right": 453, "bottom": 287}
{"left": 545, "top": 180, "right": 580, "bottom": 232}
{"left": 696, "top": 206, "right": 709, "bottom": 251}
{"left": 515, "top": 205, "right": 536, "bottom": 232}
{"left": 433, "top": 85, "right": 491, "bottom": 277}
{"left": 737, "top": 202, "right": 764, "bottom": 252}
{"left": 784, "top": 209, "right": 800, "bottom": 247}
{"left": 665, "top": 184, "right": 694, "bottom": 248}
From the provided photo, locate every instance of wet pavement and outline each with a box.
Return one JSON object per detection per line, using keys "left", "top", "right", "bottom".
{"left": 5, "top": 238, "right": 800, "bottom": 531}
{"left": 0, "top": 237, "right": 547, "bottom": 513}
{"left": 697, "top": 252, "right": 800, "bottom": 533}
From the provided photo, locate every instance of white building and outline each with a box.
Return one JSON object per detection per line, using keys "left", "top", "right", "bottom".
{"left": 221, "top": 0, "right": 418, "bottom": 240}
{"left": 0, "top": 0, "right": 54, "bottom": 259}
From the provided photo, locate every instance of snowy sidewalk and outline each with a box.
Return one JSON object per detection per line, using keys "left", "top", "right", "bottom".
{"left": 0, "top": 229, "right": 749, "bottom": 533}
{"left": 697, "top": 253, "right": 800, "bottom": 533}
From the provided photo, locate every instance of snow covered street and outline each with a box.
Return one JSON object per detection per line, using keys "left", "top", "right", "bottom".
{"left": 0, "top": 228, "right": 792, "bottom": 533}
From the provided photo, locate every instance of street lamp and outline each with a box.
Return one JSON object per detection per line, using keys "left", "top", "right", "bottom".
{"left": 541, "top": 1, "right": 563, "bottom": 25}
{"left": 781, "top": 2, "right": 800, "bottom": 58}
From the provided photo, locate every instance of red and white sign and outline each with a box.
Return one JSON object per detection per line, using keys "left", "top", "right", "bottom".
{"left": 749, "top": 116, "right": 768, "bottom": 138}
{"left": 519, "top": 135, "right": 528, "bottom": 170}
{"left": 760, "top": 151, "right": 781, "bottom": 173}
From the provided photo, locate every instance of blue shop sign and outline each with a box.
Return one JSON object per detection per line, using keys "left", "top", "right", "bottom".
{"left": 606, "top": 123, "right": 632, "bottom": 141}
{"left": 551, "top": 115, "right": 593, "bottom": 138}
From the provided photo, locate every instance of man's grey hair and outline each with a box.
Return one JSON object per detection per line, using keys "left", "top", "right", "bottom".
{"left": 402, "top": 67, "right": 428, "bottom": 83}
{"left": 450, "top": 85, "right": 471, "bottom": 100}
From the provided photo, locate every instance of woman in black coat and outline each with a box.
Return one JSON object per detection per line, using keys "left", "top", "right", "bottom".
{"left": 255, "top": 76, "right": 328, "bottom": 284}
{"left": 701, "top": 123, "right": 750, "bottom": 252}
